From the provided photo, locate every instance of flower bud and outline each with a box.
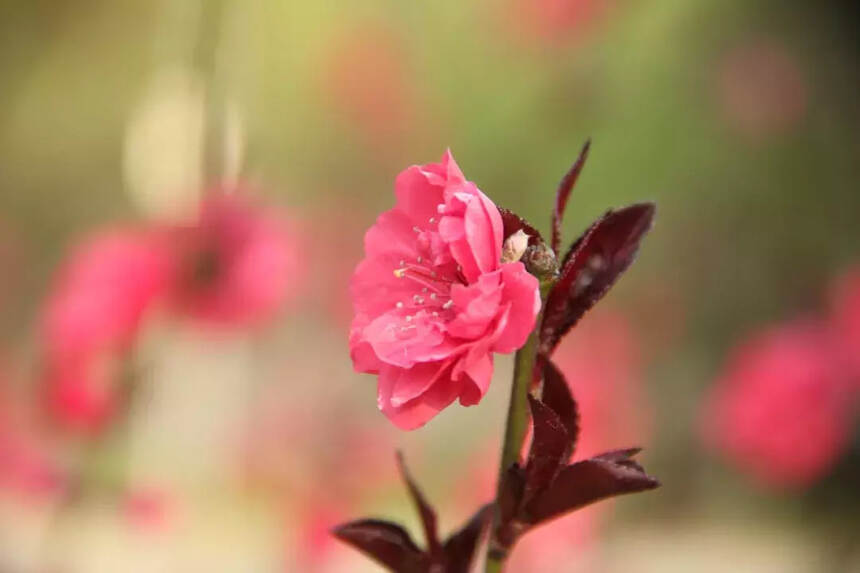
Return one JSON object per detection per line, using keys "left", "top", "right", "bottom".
{"left": 523, "top": 241, "right": 559, "bottom": 283}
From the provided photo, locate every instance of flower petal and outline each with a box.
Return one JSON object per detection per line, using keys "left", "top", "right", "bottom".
{"left": 492, "top": 262, "right": 542, "bottom": 354}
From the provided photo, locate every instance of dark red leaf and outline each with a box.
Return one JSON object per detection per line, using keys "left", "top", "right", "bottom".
{"left": 523, "top": 396, "right": 570, "bottom": 505}
{"left": 442, "top": 504, "right": 492, "bottom": 573}
{"left": 396, "top": 452, "right": 441, "bottom": 556}
{"left": 539, "top": 357, "right": 579, "bottom": 459}
{"left": 593, "top": 448, "right": 644, "bottom": 464}
{"left": 540, "top": 203, "right": 656, "bottom": 355}
{"left": 332, "top": 519, "right": 429, "bottom": 572}
{"left": 498, "top": 207, "right": 544, "bottom": 247}
{"left": 525, "top": 451, "right": 660, "bottom": 525}
{"left": 552, "top": 139, "right": 591, "bottom": 254}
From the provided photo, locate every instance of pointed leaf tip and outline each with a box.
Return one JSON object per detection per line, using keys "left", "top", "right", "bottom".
{"left": 396, "top": 451, "right": 441, "bottom": 556}
{"left": 552, "top": 139, "right": 592, "bottom": 254}
{"left": 525, "top": 451, "right": 660, "bottom": 526}
{"left": 443, "top": 504, "right": 493, "bottom": 573}
{"left": 524, "top": 395, "right": 570, "bottom": 504}
{"left": 539, "top": 357, "right": 579, "bottom": 458}
{"left": 541, "top": 202, "right": 656, "bottom": 354}
{"left": 332, "top": 519, "right": 427, "bottom": 572}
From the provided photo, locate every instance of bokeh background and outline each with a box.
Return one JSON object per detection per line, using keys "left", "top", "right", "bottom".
{"left": 0, "top": 0, "right": 858, "bottom": 571}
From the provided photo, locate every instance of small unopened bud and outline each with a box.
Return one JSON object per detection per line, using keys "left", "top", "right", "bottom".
{"left": 501, "top": 230, "right": 529, "bottom": 264}
{"left": 522, "top": 241, "right": 559, "bottom": 282}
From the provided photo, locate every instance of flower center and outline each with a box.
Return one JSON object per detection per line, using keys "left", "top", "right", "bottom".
{"left": 392, "top": 255, "right": 463, "bottom": 321}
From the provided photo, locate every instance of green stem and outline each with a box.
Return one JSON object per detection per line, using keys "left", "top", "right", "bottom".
{"left": 485, "top": 279, "right": 553, "bottom": 573}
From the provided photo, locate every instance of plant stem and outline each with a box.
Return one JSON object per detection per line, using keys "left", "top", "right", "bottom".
{"left": 485, "top": 279, "right": 553, "bottom": 573}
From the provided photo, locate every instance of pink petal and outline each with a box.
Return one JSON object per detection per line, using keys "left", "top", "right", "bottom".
{"left": 492, "top": 262, "right": 542, "bottom": 353}
{"left": 463, "top": 186, "right": 503, "bottom": 274}
{"left": 362, "top": 310, "right": 448, "bottom": 368}
{"left": 457, "top": 352, "right": 494, "bottom": 406}
{"left": 394, "top": 165, "right": 446, "bottom": 227}
{"left": 388, "top": 361, "right": 451, "bottom": 407}
{"left": 377, "top": 364, "right": 456, "bottom": 430}
{"left": 349, "top": 320, "right": 383, "bottom": 374}
{"left": 447, "top": 272, "right": 504, "bottom": 339}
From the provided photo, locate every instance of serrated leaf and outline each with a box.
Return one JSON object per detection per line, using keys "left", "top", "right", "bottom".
{"left": 332, "top": 519, "right": 428, "bottom": 572}
{"left": 442, "top": 504, "right": 492, "bottom": 573}
{"left": 552, "top": 140, "right": 591, "bottom": 254}
{"left": 396, "top": 452, "right": 441, "bottom": 557}
{"left": 539, "top": 357, "right": 579, "bottom": 459}
{"left": 541, "top": 203, "right": 656, "bottom": 355}
{"left": 498, "top": 207, "right": 544, "bottom": 247}
{"left": 523, "top": 396, "right": 570, "bottom": 505}
{"left": 525, "top": 451, "right": 660, "bottom": 526}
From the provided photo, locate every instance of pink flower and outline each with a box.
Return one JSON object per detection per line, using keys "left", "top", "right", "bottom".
{"left": 165, "top": 191, "right": 304, "bottom": 328}
{"left": 701, "top": 321, "right": 855, "bottom": 489}
{"left": 123, "top": 488, "right": 174, "bottom": 533}
{"left": 503, "top": 0, "right": 609, "bottom": 45}
{"left": 349, "top": 151, "right": 541, "bottom": 429}
{"left": 43, "top": 229, "right": 169, "bottom": 358}
{"left": 41, "top": 228, "right": 169, "bottom": 433}
{"left": 0, "top": 405, "right": 65, "bottom": 499}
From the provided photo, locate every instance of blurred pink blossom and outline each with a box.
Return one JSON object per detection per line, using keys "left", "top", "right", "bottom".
{"left": 165, "top": 191, "right": 304, "bottom": 328}
{"left": 292, "top": 497, "right": 349, "bottom": 571}
{"left": 123, "top": 487, "right": 173, "bottom": 533}
{"left": 350, "top": 151, "right": 541, "bottom": 429}
{"left": 0, "top": 424, "right": 64, "bottom": 499}
{"left": 701, "top": 321, "right": 856, "bottom": 489}
{"left": 41, "top": 228, "right": 170, "bottom": 433}
{"left": 504, "top": 0, "right": 609, "bottom": 45}
{"left": 718, "top": 40, "right": 808, "bottom": 139}
{"left": 0, "top": 370, "right": 65, "bottom": 499}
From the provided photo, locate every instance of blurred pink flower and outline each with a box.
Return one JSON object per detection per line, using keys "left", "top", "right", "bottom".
{"left": 350, "top": 151, "right": 541, "bottom": 429}
{"left": 718, "top": 40, "right": 808, "bottom": 139}
{"left": 0, "top": 425, "right": 65, "bottom": 499}
{"left": 123, "top": 488, "right": 173, "bottom": 533}
{"left": 830, "top": 268, "right": 860, "bottom": 381}
{"left": 701, "top": 321, "right": 856, "bottom": 489}
{"left": 504, "top": 0, "right": 609, "bottom": 45}
{"left": 41, "top": 228, "right": 170, "bottom": 433}
{"left": 165, "top": 191, "right": 304, "bottom": 328}
{"left": 44, "top": 354, "right": 122, "bottom": 435}
{"left": 43, "top": 229, "right": 169, "bottom": 358}
{"left": 0, "top": 370, "right": 65, "bottom": 499}
{"left": 292, "top": 497, "right": 348, "bottom": 571}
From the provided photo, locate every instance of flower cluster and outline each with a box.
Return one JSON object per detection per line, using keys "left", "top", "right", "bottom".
{"left": 41, "top": 189, "right": 302, "bottom": 434}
